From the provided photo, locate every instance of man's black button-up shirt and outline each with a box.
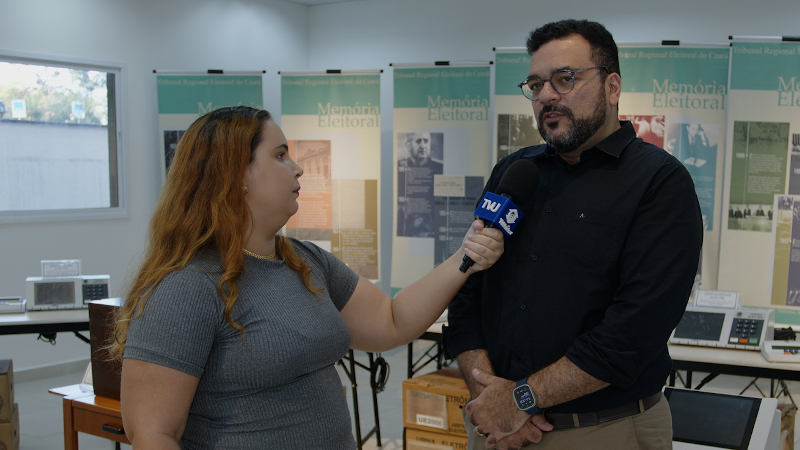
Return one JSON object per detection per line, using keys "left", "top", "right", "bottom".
{"left": 444, "top": 121, "right": 703, "bottom": 414}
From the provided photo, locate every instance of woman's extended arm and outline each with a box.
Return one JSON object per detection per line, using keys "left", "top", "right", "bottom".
{"left": 341, "top": 219, "right": 503, "bottom": 352}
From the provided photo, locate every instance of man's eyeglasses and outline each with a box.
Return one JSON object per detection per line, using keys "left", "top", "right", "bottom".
{"left": 517, "top": 66, "right": 609, "bottom": 100}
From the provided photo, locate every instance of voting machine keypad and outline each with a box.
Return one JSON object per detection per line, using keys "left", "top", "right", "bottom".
{"left": 728, "top": 318, "right": 763, "bottom": 346}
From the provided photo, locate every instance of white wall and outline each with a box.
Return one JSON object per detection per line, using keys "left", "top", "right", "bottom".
{"left": 3, "top": 0, "right": 800, "bottom": 372}
{"left": 308, "top": 0, "right": 800, "bottom": 67}
{"left": 0, "top": 0, "right": 310, "bottom": 372}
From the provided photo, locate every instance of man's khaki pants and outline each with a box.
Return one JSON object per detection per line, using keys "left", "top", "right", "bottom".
{"left": 462, "top": 393, "right": 673, "bottom": 450}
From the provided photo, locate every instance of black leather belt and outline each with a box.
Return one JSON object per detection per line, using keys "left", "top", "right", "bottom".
{"left": 543, "top": 392, "right": 661, "bottom": 430}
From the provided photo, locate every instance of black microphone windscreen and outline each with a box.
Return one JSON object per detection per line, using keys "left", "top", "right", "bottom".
{"left": 495, "top": 159, "right": 539, "bottom": 204}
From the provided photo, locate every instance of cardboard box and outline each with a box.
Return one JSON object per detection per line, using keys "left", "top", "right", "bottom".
{"left": 0, "top": 360, "right": 13, "bottom": 422}
{"left": 0, "top": 403, "right": 19, "bottom": 450}
{"left": 779, "top": 403, "right": 796, "bottom": 450}
{"left": 406, "top": 427, "right": 468, "bottom": 450}
{"left": 403, "top": 368, "right": 470, "bottom": 436}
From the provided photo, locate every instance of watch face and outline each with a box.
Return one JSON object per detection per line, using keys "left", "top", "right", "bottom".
{"left": 514, "top": 384, "right": 536, "bottom": 410}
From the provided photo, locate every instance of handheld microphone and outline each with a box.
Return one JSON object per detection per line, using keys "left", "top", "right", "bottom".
{"left": 459, "top": 159, "right": 540, "bottom": 273}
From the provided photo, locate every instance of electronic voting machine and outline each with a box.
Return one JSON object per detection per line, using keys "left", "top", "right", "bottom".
{"left": 669, "top": 303, "right": 774, "bottom": 351}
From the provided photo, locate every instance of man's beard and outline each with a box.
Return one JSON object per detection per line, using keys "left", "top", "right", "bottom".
{"left": 537, "top": 90, "right": 607, "bottom": 154}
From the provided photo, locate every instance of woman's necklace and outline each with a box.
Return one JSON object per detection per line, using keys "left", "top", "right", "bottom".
{"left": 243, "top": 248, "right": 276, "bottom": 260}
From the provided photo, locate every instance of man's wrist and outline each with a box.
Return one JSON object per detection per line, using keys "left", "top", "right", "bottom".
{"left": 513, "top": 378, "right": 544, "bottom": 415}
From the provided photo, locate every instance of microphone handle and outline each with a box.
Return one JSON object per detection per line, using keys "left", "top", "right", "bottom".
{"left": 458, "top": 253, "right": 475, "bottom": 273}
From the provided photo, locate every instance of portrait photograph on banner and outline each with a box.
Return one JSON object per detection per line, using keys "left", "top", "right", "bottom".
{"left": 396, "top": 130, "right": 443, "bottom": 238}
{"left": 280, "top": 71, "right": 381, "bottom": 280}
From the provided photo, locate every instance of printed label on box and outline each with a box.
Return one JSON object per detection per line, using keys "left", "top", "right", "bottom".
{"left": 406, "top": 427, "right": 468, "bottom": 450}
{"left": 407, "top": 440, "right": 454, "bottom": 450}
{"left": 416, "top": 413, "right": 446, "bottom": 429}
{"left": 406, "top": 389, "right": 448, "bottom": 429}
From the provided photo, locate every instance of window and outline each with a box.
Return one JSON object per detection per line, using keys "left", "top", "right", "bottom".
{"left": 0, "top": 52, "right": 124, "bottom": 223}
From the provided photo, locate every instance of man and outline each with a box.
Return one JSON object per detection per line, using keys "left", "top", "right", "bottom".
{"left": 443, "top": 19, "right": 702, "bottom": 450}
{"left": 400, "top": 131, "right": 443, "bottom": 171}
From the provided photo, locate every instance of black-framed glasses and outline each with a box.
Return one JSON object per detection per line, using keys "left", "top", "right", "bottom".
{"left": 517, "top": 66, "right": 609, "bottom": 100}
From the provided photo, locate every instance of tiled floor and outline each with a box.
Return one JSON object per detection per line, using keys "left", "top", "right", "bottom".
{"left": 11, "top": 341, "right": 800, "bottom": 449}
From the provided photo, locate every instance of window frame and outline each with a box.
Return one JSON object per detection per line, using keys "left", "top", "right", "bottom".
{"left": 0, "top": 49, "right": 127, "bottom": 224}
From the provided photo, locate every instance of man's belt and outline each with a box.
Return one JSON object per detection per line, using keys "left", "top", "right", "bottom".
{"left": 543, "top": 392, "right": 661, "bottom": 430}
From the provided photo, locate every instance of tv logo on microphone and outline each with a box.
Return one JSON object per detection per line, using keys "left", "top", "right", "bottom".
{"left": 475, "top": 192, "right": 524, "bottom": 237}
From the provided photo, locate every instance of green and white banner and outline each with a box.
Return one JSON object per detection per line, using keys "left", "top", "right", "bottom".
{"left": 618, "top": 44, "right": 728, "bottom": 232}
{"left": 713, "top": 39, "right": 800, "bottom": 319}
{"left": 494, "top": 48, "right": 545, "bottom": 164}
{"left": 617, "top": 43, "right": 729, "bottom": 293}
{"left": 391, "top": 63, "right": 491, "bottom": 293}
{"left": 156, "top": 73, "right": 263, "bottom": 179}
{"left": 280, "top": 71, "right": 381, "bottom": 280}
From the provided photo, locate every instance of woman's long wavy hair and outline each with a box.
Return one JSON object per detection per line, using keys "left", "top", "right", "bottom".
{"left": 109, "top": 106, "right": 316, "bottom": 361}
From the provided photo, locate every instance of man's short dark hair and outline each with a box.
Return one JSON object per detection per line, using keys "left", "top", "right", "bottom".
{"left": 526, "top": 19, "right": 620, "bottom": 79}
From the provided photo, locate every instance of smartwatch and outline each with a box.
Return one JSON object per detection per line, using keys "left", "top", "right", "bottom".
{"left": 513, "top": 378, "right": 544, "bottom": 415}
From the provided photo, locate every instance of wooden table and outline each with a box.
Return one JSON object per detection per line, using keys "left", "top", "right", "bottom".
{"left": 49, "top": 384, "right": 130, "bottom": 450}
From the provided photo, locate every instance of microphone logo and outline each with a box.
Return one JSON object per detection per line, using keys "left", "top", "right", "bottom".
{"left": 505, "top": 209, "right": 519, "bottom": 224}
{"left": 482, "top": 199, "right": 502, "bottom": 212}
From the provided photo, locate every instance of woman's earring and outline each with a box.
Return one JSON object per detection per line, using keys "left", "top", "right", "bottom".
{"left": 243, "top": 186, "right": 248, "bottom": 194}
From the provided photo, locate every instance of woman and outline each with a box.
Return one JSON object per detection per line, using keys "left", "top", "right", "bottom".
{"left": 110, "top": 106, "right": 504, "bottom": 450}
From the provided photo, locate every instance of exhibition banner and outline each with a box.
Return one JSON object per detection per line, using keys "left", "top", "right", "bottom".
{"left": 494, "top": 48, "right": 544, "bottom": 163}
{"left": 280, "top": 71, "right": 381, "bottom": 280}
{"left": 618, "top": 44, "right": 728, "bottom": 233}
{"left": 391, "top": 63, "right": 491, "bottom": 293}
{"left": 718, "top": 39, "right": 800, "bottom": 319}
{"left": 156, "top": 74, "right": 263, "bottom": 179}
{"left": 617, "top": 43, "right": 729, "bottom": 295}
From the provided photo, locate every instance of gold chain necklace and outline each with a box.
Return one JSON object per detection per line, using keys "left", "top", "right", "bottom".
{"left": 243, "top": 248, "right": 277, "bottom": 260}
